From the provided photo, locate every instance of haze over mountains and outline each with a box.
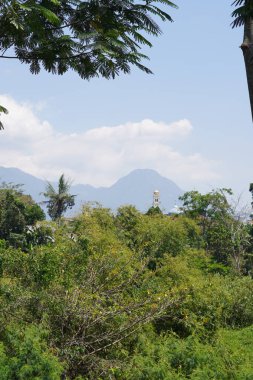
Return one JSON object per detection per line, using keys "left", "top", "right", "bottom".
{"left": 0, "top": 167, "right": 183, "bottom": 214}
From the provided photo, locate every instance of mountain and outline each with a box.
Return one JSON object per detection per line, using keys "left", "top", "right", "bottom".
{"left": 0, "top": 167, "right": 184, "bottom": 214}
{"left": 0, "top": 166, "right": 46, "bottom": 202}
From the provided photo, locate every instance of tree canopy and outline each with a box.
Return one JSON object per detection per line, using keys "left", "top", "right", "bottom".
{"left": 179, "top": 189, "right": 252, "bottom": 272}
{"left": 0, "top": 185, "right": 45, "bottom": 248}
{"left": 0, "top": 0, "right": 177, "bottom": 79}
{"left": 0, "top": 196, "right": 253, "bottom": 378}
{"left": 0, "top": 0, "right": 177, "bottom": 128}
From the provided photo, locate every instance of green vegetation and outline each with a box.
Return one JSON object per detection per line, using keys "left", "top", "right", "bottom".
{"left": 2, "top": 1, "right": 253, "bottom": 126}
{"left": 0, "top": 0, "right": 177, "bottom": 127}
{"left": 0, "top": 183, "right": 46, "bottom": 249}
{"left": 0, "top": 0, "right": 177, "bottom": 78}
{"left": 0, "top": 185, "right": 253, "bottom": 378}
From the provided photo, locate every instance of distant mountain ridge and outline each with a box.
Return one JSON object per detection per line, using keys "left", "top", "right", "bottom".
{"left": 0, "top": 167, "right": 184, "bottom": 214}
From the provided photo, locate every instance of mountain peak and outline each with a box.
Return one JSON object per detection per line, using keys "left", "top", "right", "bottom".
{"left": 113, "top": 169, "right": 179, "bottom": 188}
{"left": 107, "top": 169, "right": 183, "bottom": 211}
{"left": 0, "top": 166, "right": 183, "bottom": 213}
{"left": 125, "top": 168, "right": 161, "bottom": 176}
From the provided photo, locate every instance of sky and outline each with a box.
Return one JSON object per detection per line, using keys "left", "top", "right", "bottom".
{"left": 0, "top": 1, "right": 253, "bottom": 203}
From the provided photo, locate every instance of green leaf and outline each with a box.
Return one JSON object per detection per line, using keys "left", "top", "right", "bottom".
{"left": 31, "top": 4, "right": 60, "bottom": 25}
{"left": 0, "top": 105, "right": 8, "bottom": 115}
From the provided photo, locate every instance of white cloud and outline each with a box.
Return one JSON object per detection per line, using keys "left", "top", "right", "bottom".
{"left": 0, "top": 94, "right": 220, "bottom": 187}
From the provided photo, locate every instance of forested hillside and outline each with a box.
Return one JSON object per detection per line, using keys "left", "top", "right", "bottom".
{"left": 0, "top": 185, "right": 253, "bottom": 379}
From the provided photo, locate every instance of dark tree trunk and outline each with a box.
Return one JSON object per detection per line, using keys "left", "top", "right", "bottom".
{"left": 241, "top": 17, "right": 253, "bottom": 121}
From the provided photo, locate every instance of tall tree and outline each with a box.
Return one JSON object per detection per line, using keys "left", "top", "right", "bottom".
{"left": 43, "top": 174, "right": 75, "bottom": 221}
{"left": 232, "top": 0, "right": 253, "bottom": 120}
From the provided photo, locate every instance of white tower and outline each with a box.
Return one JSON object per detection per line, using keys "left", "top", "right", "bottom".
{"left": 153, "top": 190, "right": 160, "bottom": 208}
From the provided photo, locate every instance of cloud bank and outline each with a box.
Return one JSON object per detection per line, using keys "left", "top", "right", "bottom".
{"left": 0, "top": 94, "right": 220, "bottom": 187}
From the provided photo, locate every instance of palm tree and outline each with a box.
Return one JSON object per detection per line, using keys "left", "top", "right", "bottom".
{"left": 43, "top": 174, "right": 75, "bottom": 221}
{"left": 232, "top": 0, "right": 253, "bottom": 121}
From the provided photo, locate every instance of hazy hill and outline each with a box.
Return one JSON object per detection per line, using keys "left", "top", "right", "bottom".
{"left": 0, "top": 167, "right": 183, "bottom": 214}
{"left": 0, "top": 166, "right": 46, "bottom": 201}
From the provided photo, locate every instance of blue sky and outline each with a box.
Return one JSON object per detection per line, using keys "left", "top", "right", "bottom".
{"left": 1, "top": 0, "right": 252, "bottom": 203}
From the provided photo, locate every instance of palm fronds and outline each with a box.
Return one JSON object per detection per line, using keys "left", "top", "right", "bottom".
{"left": 0, "top": 105, "right": 8, "bottom": 130}
{"left": 231, "top": 0, "right": 253, "bottom": 28}
{"left": 43, "top": 174, "right": 76, "bottom": 221}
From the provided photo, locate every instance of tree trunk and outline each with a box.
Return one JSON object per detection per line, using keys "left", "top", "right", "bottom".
{"left": 241, "top": 17, "right": 253, "bottom": 121}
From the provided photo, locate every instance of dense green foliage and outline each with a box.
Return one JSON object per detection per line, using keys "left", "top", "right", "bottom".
{"left": 0, "top": 185, "right": 46, "bottom": 248}
{"left": 179, "top": 189, "right": 252, "bottom": 272}
{"left": 0, "top": 188, "right": 253, "bottom": 378}
{"left": 0, "top": 0, "right": 177, "bottom": 79}
{"left": 0, "top": 0, "right": 177, "bottom": 128}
